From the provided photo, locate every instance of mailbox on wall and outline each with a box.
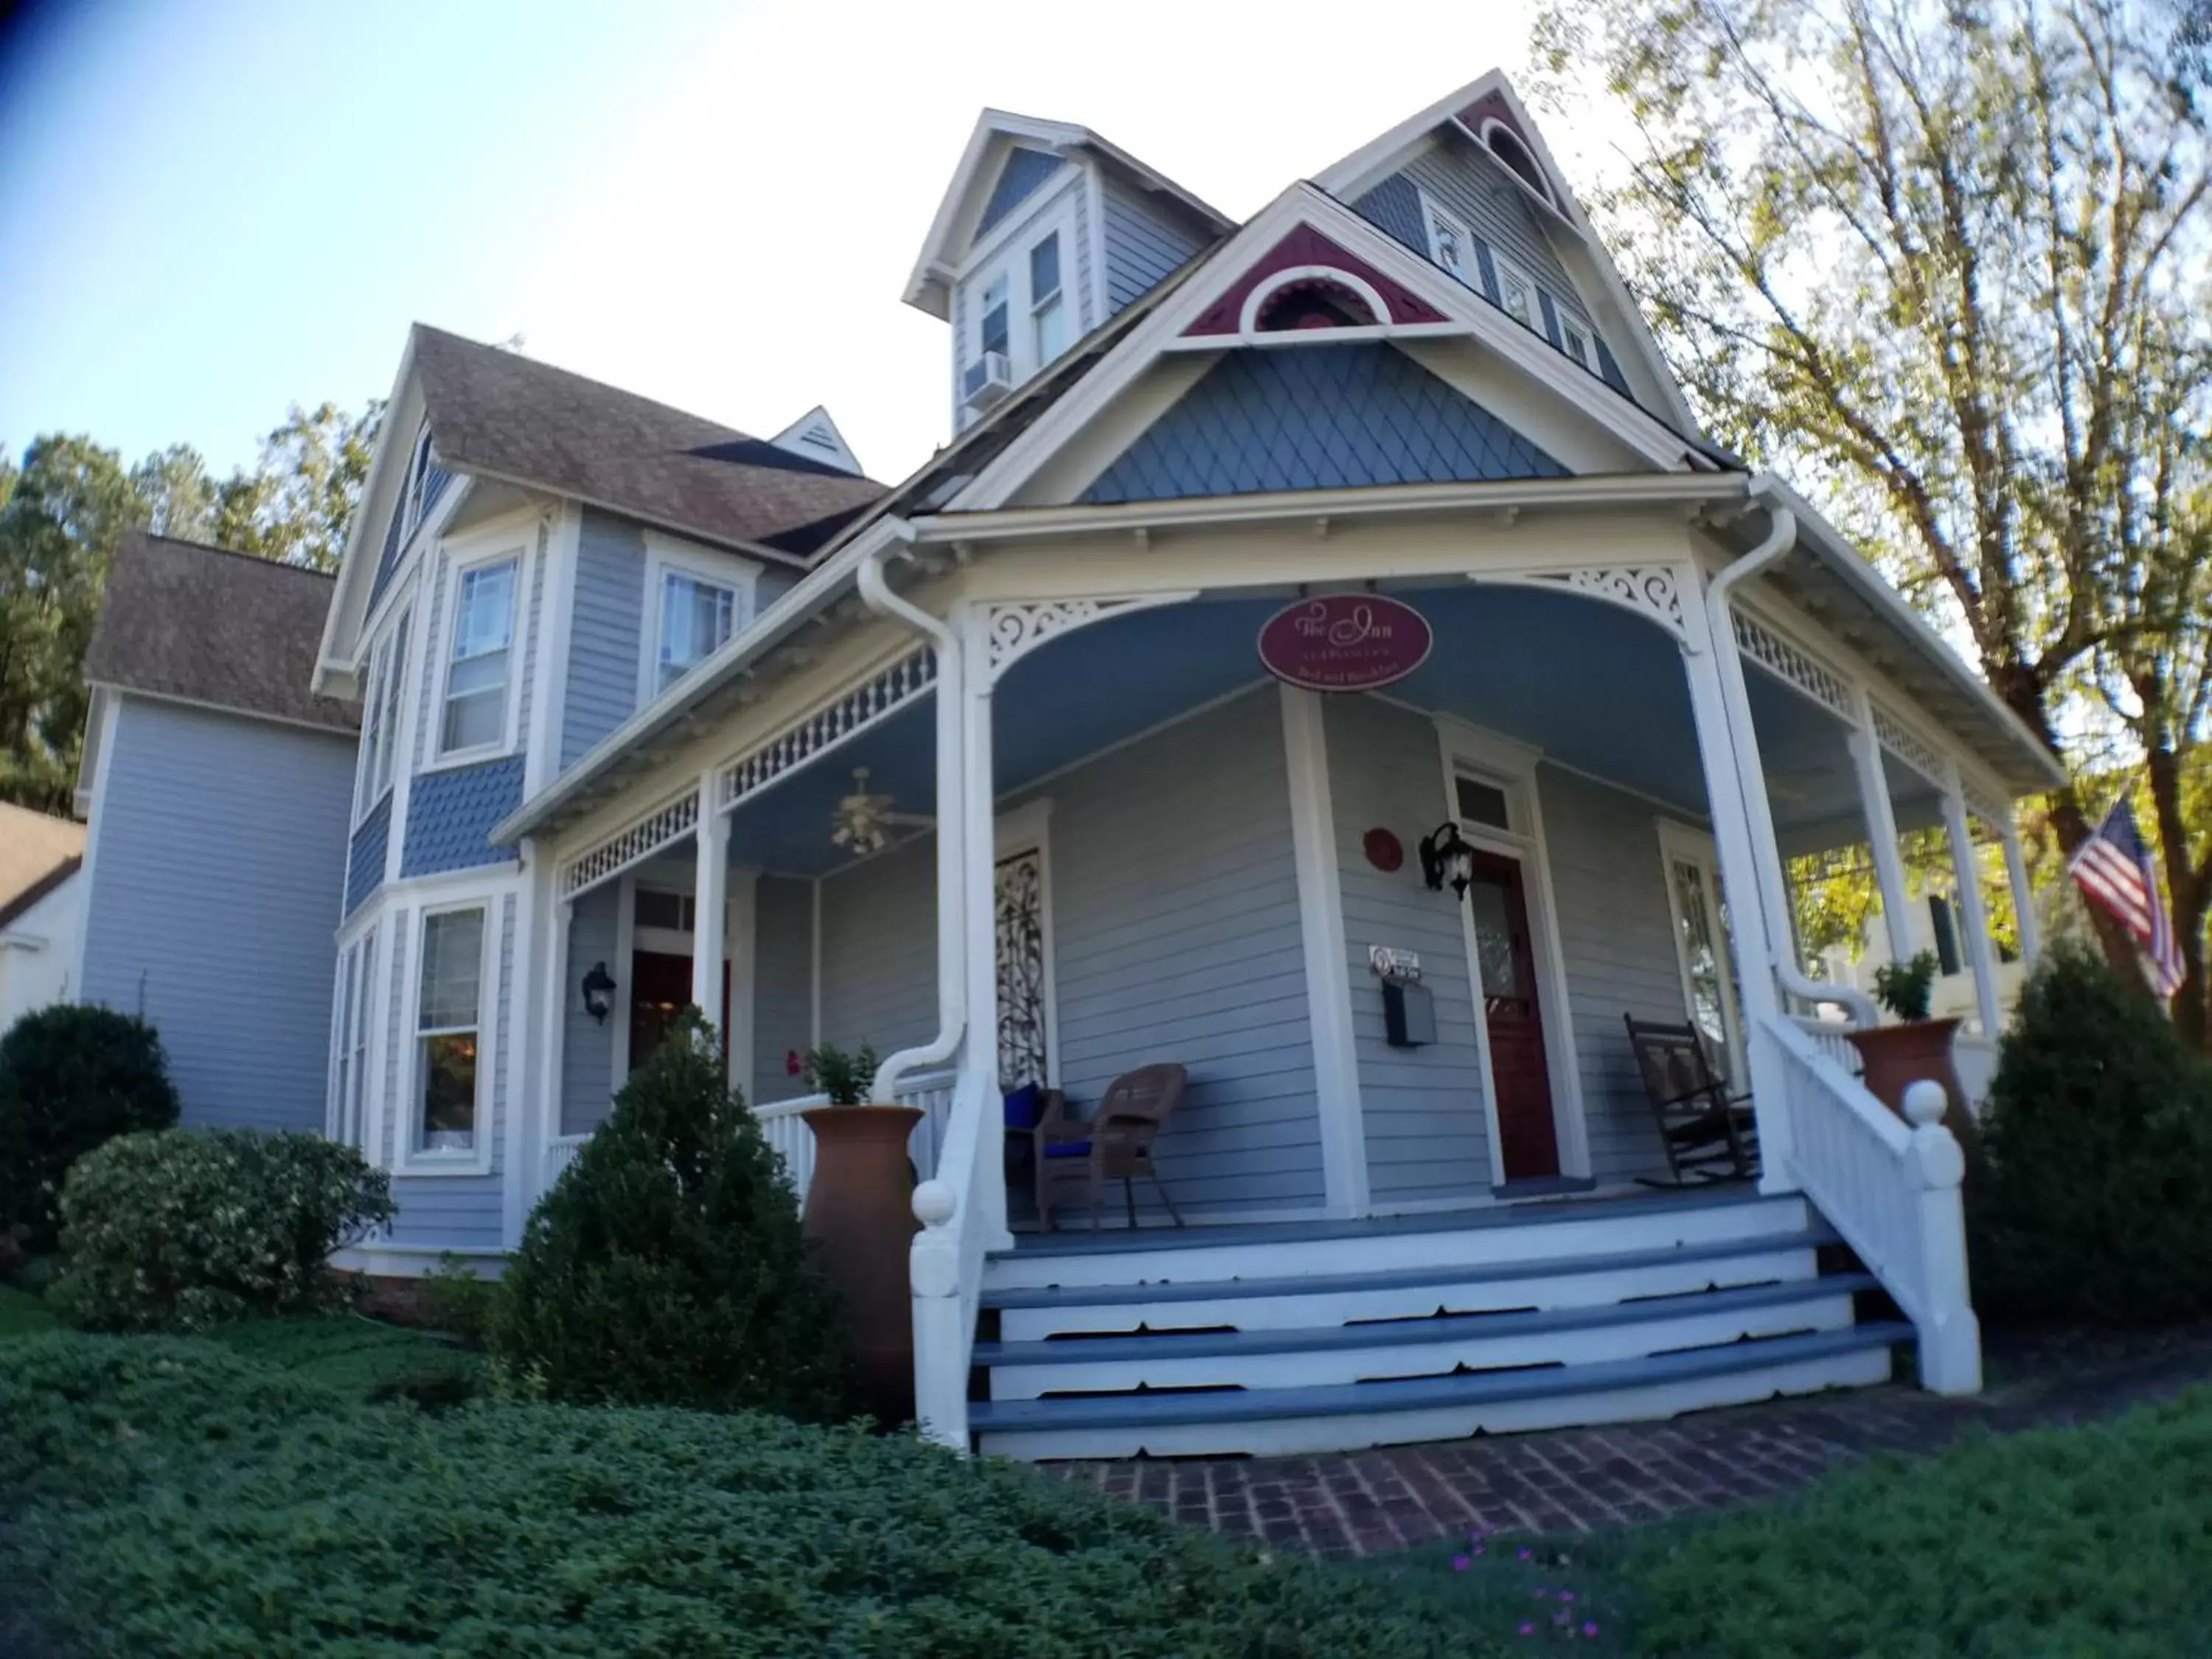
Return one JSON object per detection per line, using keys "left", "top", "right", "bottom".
{"left": 1368, "top": 945, "right": 1433, "bottom": 1048}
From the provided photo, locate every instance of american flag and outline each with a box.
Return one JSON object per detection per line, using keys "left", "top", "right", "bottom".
{"left": 2068, "top": 799, "right": 2185, "bottom": 998}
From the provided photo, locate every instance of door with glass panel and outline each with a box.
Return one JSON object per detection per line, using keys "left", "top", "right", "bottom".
{"left": 1464, "top": 847, "right": 1561, "bottom": 1181}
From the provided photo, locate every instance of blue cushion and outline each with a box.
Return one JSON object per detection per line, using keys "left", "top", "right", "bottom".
{"left": 1043, "top": 1139, "right": 1092, "bottom": 1159}
{"left": 1003, "top": 1084, "right": 1043, "bottom": 1130}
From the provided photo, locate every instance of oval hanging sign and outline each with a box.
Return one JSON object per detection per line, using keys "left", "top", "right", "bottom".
{"left": 1257, "top": 594, "right": 1433, "bottom": 692}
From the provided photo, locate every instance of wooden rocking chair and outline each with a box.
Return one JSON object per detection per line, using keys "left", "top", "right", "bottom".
{"left": 1624, "top": 1015, "right": 1758, "bottom": 1185}
{"left": 1032, "top": 1063, "right": 1188, "bottom": 1231}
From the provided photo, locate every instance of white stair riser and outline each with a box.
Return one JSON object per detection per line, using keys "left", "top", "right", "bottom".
{"left": 987, "top": 1292, "right": 1857, "bottom": 1399}
{"left": 986, "top": 1199, "right": 1813, "bottom": 1293}
{"left": 977, "top": 1345, "right": 1893, "bottom": 1460}
{"left": 996, "top": 1246, "right": 1822, "bottom": 1343}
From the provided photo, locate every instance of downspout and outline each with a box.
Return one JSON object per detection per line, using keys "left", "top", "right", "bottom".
{"left": 857, "top": 532, "right": 967, "bottom": 1096}
{"left": 1708, "top": 477, "right": 1881, "bottom": 1027}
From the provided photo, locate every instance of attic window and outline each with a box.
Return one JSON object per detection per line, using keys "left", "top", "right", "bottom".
{"left": 1254, "top": 278, "right": 1379, "bottom": 333}
{"left": 1483, "top": 124, "right": 1555, "bottom": 206}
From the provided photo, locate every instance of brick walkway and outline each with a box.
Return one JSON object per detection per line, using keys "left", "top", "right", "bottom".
{"left": 1043, "top": 1324, "right": 2212, "bottom": 1558}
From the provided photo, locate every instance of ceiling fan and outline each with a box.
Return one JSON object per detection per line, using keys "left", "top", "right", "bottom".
{"left": 830, "top": 768, "right": 932, "bottom": 856}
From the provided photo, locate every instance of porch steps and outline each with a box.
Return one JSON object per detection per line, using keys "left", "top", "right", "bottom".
{"left": 969, "top": 1191, "right": 1905, "bottom": 1459}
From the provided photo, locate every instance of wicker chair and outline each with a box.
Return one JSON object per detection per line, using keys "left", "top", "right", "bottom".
{"left": 1030, "top": 1063, "right": 1188, "bottom": 1231}
{"left": 1624, "top": 1015, "right": 1757, "bottom": 1184}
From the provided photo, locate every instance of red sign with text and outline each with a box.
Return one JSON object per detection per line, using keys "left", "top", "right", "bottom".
{"left": 1256, "top": 595, "right": 1433, "bottom": 692}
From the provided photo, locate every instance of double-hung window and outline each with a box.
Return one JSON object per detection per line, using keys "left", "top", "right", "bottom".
{"left": 979, "top": 274, "right": 1011, "bottom": 361}
{"left": 439, "top": 555, "right": 518, "bottom": 755}
{"left": 656, "top": 571, "right": 737, "bottom": 694}
{"left": 355, "top": 608, "right": 412, "bottom": 817}
{"left": 1029, "top": 231, "right": 1065, "bottom": 364}
{"left": 332, "top": 933, "right": 378, "bottom": 1153}
{"left": 414, "top": 906, "right": 485, "bottom": 1155}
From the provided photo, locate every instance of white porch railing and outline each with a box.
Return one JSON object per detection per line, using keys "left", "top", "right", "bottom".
{"left": 754, "top": 1092, "right": 830, "bottom": 1200}
{"left": 1788, "top": 1013, "right": 1865, "bottom": 1080}
{"left": 1763, "top": 1011, "right": 1979, "bottom": 1393}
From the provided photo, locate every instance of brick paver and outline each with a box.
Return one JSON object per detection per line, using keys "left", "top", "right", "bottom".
{"left": 1041, "top": 1324, "right": 2212, "bottom": 1557}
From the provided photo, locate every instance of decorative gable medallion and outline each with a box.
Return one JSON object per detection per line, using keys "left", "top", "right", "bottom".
{"left": 1454, "top": 91, "right": 1559, "bottom": 208}
{"left": 1181, "top": 224, "right": 1449, "bottom": 338}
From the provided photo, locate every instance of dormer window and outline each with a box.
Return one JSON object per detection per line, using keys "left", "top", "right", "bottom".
{"left": 979, "top": 274, "right": 1010, "bottom": 361}
{"left": 1030, "top": 232, "right": 1065, "bottom": 362}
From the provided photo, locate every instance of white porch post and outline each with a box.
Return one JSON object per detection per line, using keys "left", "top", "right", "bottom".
{"left": 959, "top": 604, "right": 1014, "bottom": 1250}
{"left": 504, "top": 837, "right": 553, "bottom": 1247}
{"left": 1848, "top": 688, "right": 1916, "bottom": 975}
{"left": 1675, "top": 613, "right": 1794, "bottom": 1192}
{"left": 1941, "top": 766, "right": 2004, "bottom": 1038}
{"left": 692, "top": 771, "right": 730, "bottom": 1032}
{"left": 1279, "top": 684, "right": 1368, "bottom": 1217}
{"left": 541, "top": 895, "right": 574, "bottom": 1200}
{"left": 2000, "top": 817, "right": 2040, "bottom": 967}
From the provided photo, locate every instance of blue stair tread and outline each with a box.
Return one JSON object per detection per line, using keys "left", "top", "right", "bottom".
{"left": 974, "top": 1273, "right": 1877, "bottom": 1368}
{"left": 967, "top": 1322, "right": 1913, "bottom": 1434}
{"left": 981, "top": 1226, "right": 1840, "bottom": 1311}
{"left": 1000, "top": 1186, "right": 1787, "bottom": 1260}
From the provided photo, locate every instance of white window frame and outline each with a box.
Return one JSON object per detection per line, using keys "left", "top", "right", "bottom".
{"left": 326, "top": 928, "right": 378, "bottom": 1154}
{"left": 352, "top": 602, "right": 413, "bottom": 824}
{"left": 1655, "top": 819, "right": 1747, "bottom": 1088}
{"left": 959, "top": 188, "right": 1084, "bottom": 386}
{"left": 1557, "top": 312, "right": 1599, "bottom": 373}
{"left": 993, "top": 799, "right": 1061, "bottom": 1091}
{"left": 1416, "top": 188, "right": 1480, "bottom": 291}
{"left": 1491, "top": 251, "right": 1541, "bottom": 333}
{"left": 401, "top": 423, "right": 437, "bottom": 537}
{"left": 1027, "top": 225, "right": 1068, "bottom": 366}
{"left": 402, "top": 898, "right": 495, "bottom": 1175}
{"left": 1432, "top": 719, "right": 1589, "bottom": 1187}
{"left": 638, "top": 534, "right": 760, "bottom": 706}
{"left": 428, "top": 531, "right": 530, "bottom": 768}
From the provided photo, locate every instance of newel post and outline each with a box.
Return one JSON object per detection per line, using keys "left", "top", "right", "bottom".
{"left": 1902, "top": 1079, "right": 1981, "bottom": 1394}
{"left": 909, "top": 1178, "right": 969, "bottom": 1450}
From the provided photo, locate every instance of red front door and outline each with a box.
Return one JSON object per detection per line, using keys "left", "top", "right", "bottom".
{"left": 1466, "top": 850, "right": 1559, "bottom": 1180}
{"left": 628, "top": 950, "right": 731, "bottom": 1077}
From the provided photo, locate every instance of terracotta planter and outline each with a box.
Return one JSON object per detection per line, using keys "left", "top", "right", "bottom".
{"left": 801, "top": 1104, "right": 922, "bottom": 1421}
{"left": 1846, "top": 1018, "right": 1976, "bottom": 1148}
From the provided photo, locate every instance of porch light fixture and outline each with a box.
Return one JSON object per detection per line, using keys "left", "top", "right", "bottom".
{"left": 1419, "top": 821, "right": 1477, "bottom": 900}
{"left": 580, "top": 961, "right": 616, "bottom": 1023}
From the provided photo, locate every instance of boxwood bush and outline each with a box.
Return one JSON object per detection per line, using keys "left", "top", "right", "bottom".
{"left": 0, "top": 1004, "right": 178, "bottom": 1252}
{"left": 493, "top": 1009, "right": 853, "bottom": 1417}
{"left": 58, "top": 1129, "right": 394, "bottom": 1330}
{"left": 0, "top": 1331, "right": 1501, "bottom": 1658}
{"left": 1969, "top": 942, "right": 2212, "bottom": 1325}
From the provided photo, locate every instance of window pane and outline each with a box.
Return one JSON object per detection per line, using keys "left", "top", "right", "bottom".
{"left": 981, "top": 274, "right": 1009, "bottom": 358}
{"left": 657, "top": 571, "right": 736, "bottom": 691}
{"left": 442, "top": 559, "right": 514, "bottom": 752}
{"left": 1032, "top": 294, "right": 1065, "bottom": 364}
{"left": 1671, "top": 856, "right": 1731, "bottom": 1079}
{"left": 420, "top": 1032, "right": 476, "bottom": 1150}
{"left": 441, "top": 672, "right": 506, "bottom": 751}
{"left": 1467, "top": 877, "right": 1527, "bottom": 998}
{"left": 453, "top": 561, "right": 515, "bottom": 658}
{"left": 1455, "top": 776, "right": 1511, "bottom": 831}
{"left": 418, "top": 908, "right": 483, "bottom": 1030}
{"left": 1029, "top": 232, "right": 1060, "bottom": 300}
{"left": 375, "top": 613, "right": 409, "bottom": 795}
{"left": 635, "top": 888, "right": 686, "bottom": 931}
{"left": 1431, "top": 216, "right": 1467, "bottom": 278}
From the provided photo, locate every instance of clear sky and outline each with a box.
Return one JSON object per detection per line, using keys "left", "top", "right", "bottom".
{"left": 0, "top": 0, "right": 1556, "bottom": 487}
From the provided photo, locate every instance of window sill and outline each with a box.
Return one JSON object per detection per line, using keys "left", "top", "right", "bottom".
{"left": 394, "top": 1150, "right": 495, "bottom": 1179}
{"left": 419, "top": 743, "right": 516, "bottom": 777}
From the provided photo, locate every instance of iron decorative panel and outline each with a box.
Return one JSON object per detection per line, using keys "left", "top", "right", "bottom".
{"left": 995, "top": 847, "right": 1048, "bottom": 1091}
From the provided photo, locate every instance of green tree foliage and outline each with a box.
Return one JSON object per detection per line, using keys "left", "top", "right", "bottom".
{"left": 0, "top": 1004, "right": 178, "bottom": 1253}
{"left": 1532, "top": 0, "right": 2212, "bottom": 1037}
{"left": 0, "top": 399, "right": 380, "bottom": 812}
{"left": 493, "top": 1009, "right": 855, "bottom": 1418}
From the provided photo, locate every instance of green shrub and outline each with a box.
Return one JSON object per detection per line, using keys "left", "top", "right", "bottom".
{"left": 203, "top": 1314, "right": 481, "bottom": 1408}
{"left": 494, "top": 1009, "right": 855, "bottom": 1417}
{"left": 801, "top": 1040, "right": 878, "bottom": 1104}
{"left": 1968, "top": 942, "right": 2212, "bottom": 1325}
{"left": 0, "top": 1004, "right": 179, "bottom": 1252}
{"left": 57, "top": 1129, "right": 394, "bottom": 1331}
{"left": 418, "top": 1250, "right": 504, "bottom": 1342}
{"left": 0, "top": 1332, "right": 1503, "bottom": 1658}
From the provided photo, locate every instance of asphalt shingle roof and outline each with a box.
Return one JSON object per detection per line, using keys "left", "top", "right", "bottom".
{"left": 0, "top": 802, "right": 85, "bottom": 931}
{"left": 410, "top": 326, "right": 888, "bottom": 558}
{"left": 83, "top": 533, "right": 359, "bottom": 733}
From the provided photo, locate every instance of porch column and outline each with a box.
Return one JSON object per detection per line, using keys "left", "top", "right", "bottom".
{"left": 1941, "top": 765, "right": 2004, "bottom": 1038}
{"left": 1999, "top": 817, "right": 2040, "bottom": 967}
{"left": 959, "top": 604, "right": 1014, "bottom": 1250}
{"left": 1675, "top": 585, "right": 1795, "bottom": 1191}
{"left": 504, "top": 836, "right": 555, "bottom": 1248}
{"left": 692, "top": 770, "right": 730, "bottom": 1034}
{"left": 1848, "top": 687, "right": 1916, "bottom": 975}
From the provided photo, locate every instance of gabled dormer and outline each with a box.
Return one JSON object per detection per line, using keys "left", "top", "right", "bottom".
{"left": 905, "top": 111, "right": 1233, "bottom": 434}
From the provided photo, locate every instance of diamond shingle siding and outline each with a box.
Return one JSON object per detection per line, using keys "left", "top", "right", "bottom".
{"left": 346, "top": 793, "right": 391, "bottom": 917}
{"left": 1081, "top": 344, "right": 1568, "bottom": 504}
{"left": 976, "top": 147, "right": 1063, "bottom": 241}
{"left": 399, "top": 755, "right": 524, "bottom": 877}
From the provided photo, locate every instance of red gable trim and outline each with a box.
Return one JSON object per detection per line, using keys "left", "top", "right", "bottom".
{"left": 1455, "top": 91, "right": 1559, "bottom": 204}
{"left": 1181, "top": 224, "right": 1449, "bottom": 338}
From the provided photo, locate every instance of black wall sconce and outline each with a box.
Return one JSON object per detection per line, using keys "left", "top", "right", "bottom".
{"left": 1419, "top": 821, "right": 1476, "bottom": 900}
{"left": 580, "top": 961, "right": 616, "bottom": 1023}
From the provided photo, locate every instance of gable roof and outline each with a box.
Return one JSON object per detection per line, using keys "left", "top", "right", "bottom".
{"left": 411, "top": 326, "right": 888, "bottom": 558}
{"left": 85, "top": 533, "right": 359, "bottom": 732}
{"left": 0, "top": 803, "right": 84, "bottom": 933}
{"left": 904, "top": 109, "right": 1234, "bottom": 321}
{"left": 769, "top": 406, "right": 863, "bottom": 476}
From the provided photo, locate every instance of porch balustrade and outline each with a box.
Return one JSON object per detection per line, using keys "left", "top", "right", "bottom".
{"left": 1762, "top": 1011, "right": 1978, "bottom": 1393}
{"left": 1786, "top": 1014, "right": 1865, "bottom": 1080}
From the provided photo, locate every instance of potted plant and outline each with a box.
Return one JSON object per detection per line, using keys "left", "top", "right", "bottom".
{"left": 1846, "top": 950, "right": 1972, "bottom": 1141}
{"left": 795, "top": 1043, "right": 920, "bottom": 1419}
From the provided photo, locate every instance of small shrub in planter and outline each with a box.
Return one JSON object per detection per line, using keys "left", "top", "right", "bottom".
{"left": 0, "top": 1004, "right": 179, "bottom": 1252}
{"left": 58, "top": 1129, "right": 395, "bottom": 1331}
{"left": 801, "top": 1040, "right": 878, "bottom": 1104}
{"left": 493, "top": 1009, "right": 855, "bottom": 1417}
{"left": 1968, "top": 942, "right": 2212, "bottom": 1325}
{"left": 1872, "top": 949, "right": 1939, "bottom": 1021}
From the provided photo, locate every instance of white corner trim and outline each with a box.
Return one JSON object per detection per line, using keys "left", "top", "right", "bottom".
{"left": 70, "top": 688, "right": 119, "bottom": 998}
{"left": 1279, "top": 685, "right": 1368, "bottom": 1217}
{"left": 609, "top": 874, "right": 639, "bottom": 1085}
{"left": 524, "top": 504, "right": 581, "bottom": 797}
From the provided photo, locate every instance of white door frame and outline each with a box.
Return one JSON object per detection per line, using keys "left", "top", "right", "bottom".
{"left": 613, "top": 866, "right": 754, "bottom": 1090}
{"left": 1433, "top": 717, "right": 1590, "bottom": 1186}
{"left": 1654, "top": 818, "right": 1748, "bottom": 1086}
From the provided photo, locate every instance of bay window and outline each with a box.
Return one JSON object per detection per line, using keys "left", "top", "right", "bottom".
{"left": 414, "top": 905, "right": 485, "bottom": 1155}
{"left": 439, "top": 554, "right": 517, "bottom": 756}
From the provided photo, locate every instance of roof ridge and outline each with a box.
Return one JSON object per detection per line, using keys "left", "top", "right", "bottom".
{"left": 134, "top": 532, "right": 338, "bottom": 582}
